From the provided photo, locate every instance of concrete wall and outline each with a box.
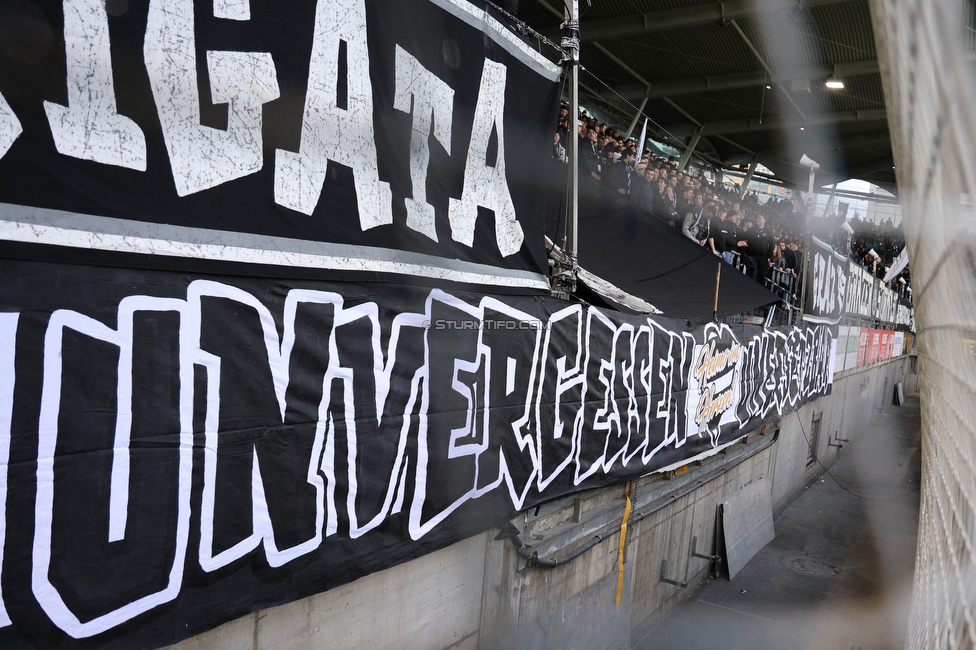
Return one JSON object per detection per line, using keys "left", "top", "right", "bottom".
{"left": 770, "top": 356, "right": 913, "bottom": 512}
{"left": 169, "top": 356, "right": 914, "bottom": 650}
{"left": 169, "top": 533, "right": 488, "bottom": 650}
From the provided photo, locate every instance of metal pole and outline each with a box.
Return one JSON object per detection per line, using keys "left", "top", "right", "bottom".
{"left": 820, "top": 183, "right": 839, "bottom": 218}
{"left": 798, "top": 246, "right": 810, "bottom": 322}
{"left": 624, "top": 96, "right": 648, "bottom": 139}
{"left": 678, "top": 128, "right": 702, "bottom": 172}
{"left": 739, "top": 154, "right": 761, "bottom": 199}
{"left": 713, "top": 262, "right": 722, "bottom": 321}
{"left": 729, "top": 19, "right": 806, "bottom": 121}
{"left": 562, "top": 0, "right": 579, "bottom": 293}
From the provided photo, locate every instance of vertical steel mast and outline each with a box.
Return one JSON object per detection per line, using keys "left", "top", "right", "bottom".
{"left": 554, "top": 0, "right": 579, "bottom": 297}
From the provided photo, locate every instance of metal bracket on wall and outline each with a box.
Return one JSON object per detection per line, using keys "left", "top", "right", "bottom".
{"left": 659, "top": 558, "right": 688, "bottom": 588}
{"left": 691, "top": 535, "right": 723, "bottom": 579}
{"left": 690, "top": 536, "right": 722, "bottom": 563}
{"left": 828, "top": 431, "right": 850, "bottom": 449}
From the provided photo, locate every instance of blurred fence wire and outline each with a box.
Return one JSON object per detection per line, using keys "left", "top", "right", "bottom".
{"left": 869, "top": 0, "right": 976, "bottom": 646}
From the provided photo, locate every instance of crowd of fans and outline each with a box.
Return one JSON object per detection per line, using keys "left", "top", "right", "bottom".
{"left": 849, "top": 217, "right": 904, "bottom": 264}
{"left": 850, "top": 216, "right": 910, "bottom": 295}
{"left": 810, "top": 207, "right": 910, "bottom": 296}
{"left": 554, "top": 105, "right": 805, "bottom": 298}
{"left": 553, "top": 104, "right": 915, "bottom": 305}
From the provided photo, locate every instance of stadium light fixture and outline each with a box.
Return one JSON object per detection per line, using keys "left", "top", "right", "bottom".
{"left": 825, "top": 77, "right": 845, "bottom": 90}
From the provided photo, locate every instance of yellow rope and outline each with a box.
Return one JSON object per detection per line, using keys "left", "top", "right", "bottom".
{"left": 616, "top": 481, "right": 633, "bottom": 608}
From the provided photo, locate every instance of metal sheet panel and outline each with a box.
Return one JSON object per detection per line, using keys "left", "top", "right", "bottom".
{"left": 722, "top": 477, "right": 775, "bottom": 580}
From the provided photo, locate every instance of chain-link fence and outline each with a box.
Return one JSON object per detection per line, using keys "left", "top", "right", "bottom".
{"left": 870, "top": 1, "right": 976, "bottom": 646}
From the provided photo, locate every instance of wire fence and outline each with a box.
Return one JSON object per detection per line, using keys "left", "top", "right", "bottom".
{"left": 870, "top": 0, "right": 976, "bottom": 646}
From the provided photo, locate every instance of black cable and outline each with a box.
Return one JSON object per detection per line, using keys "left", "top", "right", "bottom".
{"left": 480, "top": 0, "right": 565, "bottom": 56}
{"left": 480, "top": 0, "right": 716, "bottom": 167}
{"left": 482, "top": 0, "right": 723, "bottom": 171}
{"left": 793, "top": 410, "right": 920, "bottom": 501}
{"left": 549, "top": 168, "right": 568, "bottom": 258}
{"left": 576, "top": 66, "right": 718, "bottom": 169}
{"left": 550, "top": 70, "right": 570, "bottom": 257}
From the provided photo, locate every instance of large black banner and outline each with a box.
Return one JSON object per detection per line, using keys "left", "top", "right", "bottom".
{"left": 0, "top": 259, "right": 835, "bottom": 648}
{"left": 576, "top": 176, "right": 781, "bottom": 320}
{"left": 0, "top": 0, "right": 559, "bottom": 288}
{"left": 0, "top": 0, "right": 840, "bottom": 645}
{"left": 803, "top": 236, "right": 850, "bottom": 325}
{"left": 804, "top": 237, "right": 913, "bottom": 329}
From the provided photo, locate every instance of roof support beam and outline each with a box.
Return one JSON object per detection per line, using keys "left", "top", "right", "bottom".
{"left": 530, "top": 0, "right": 758, "bottom": 159}
{"left": 817, "top": 155, "right": 896, "bottom": 185}
{"left": 739, "top": 153, "right": 762, "bottom": 199}
{"left": 551, "top": 0, "right": 855, "bottom": 43}
{"left": 624, "top": 64, "right": 858, "bottom": 102}
{"left": 872, "top": 181, "right": 899, "bottom": 197}
{"left": 724, "top": 129, "right": 890, "bottom": 166}
{"left": 678, "top": 128, "right": 703, "bottom": 171}
{"left": 761, "top": 154, "right": 895, "bottom": 189}
{"left": 728, "top": 20, "right": 806, "bottom": 120}
{"left": 609, "top": 59, "right": 879, "bottom": 101}
{"left": 624, "top": 96, "right": 649, "bottom": 139}
{"left": 579, "top": 81, "right": 628, "bottom": 118}
{"left": 666, "top": 108, "right": 888, "bottom": 137}
{"left": 590, "top": 43, "right": 757, "bottom": 157}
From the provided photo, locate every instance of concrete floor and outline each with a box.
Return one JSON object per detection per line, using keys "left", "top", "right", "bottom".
{"left": 636, "top": 395, "right": 922, "bottom": 650}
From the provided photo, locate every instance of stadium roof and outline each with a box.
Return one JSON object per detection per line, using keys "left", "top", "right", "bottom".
{"left": 517, "top": 0, "right": 896, "bottom": 192}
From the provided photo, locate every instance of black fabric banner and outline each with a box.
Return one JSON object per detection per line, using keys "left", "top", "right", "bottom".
{"left": 0, "top": 0, "right": 560, "bottom": 286}
{"left": 803, "top": 236, "right": 850, "bottom": 325}
{"left": 0, "top": 259, "right": 834, "bottom": 648}
{"left": 0, "top": 1, "right": 843, "bottom": 646}
{"left": 576, "top": 176, "right": 781, "bottom": 320}
{"left": 806, "top": 237, "right": 913, "bottom": 329}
